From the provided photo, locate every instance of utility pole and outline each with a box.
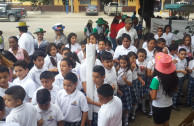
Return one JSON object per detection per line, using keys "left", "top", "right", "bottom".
{"left": 71, "top": 0, "right": 73, "bottom": 13}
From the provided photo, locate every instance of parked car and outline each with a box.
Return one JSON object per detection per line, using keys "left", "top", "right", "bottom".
{"left": 86, "top": 5, "right": 98, "bottom": 16}
{"left": 0, "top": 4, "right": 26, "bottom": 22}
{"left": 104, "top": 2, "right": 122, "bottom": 16}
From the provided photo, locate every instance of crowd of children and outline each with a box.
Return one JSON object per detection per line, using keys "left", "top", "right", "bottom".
{"left": 0, "top": 14, "right": 194, "bottom": 126}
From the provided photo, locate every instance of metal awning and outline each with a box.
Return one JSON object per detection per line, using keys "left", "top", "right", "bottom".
{"left": 164, "top": 4, "right": 184, "bottom": 10}
{"left": 165, "top": 4, "right": 194, "bottom": 13}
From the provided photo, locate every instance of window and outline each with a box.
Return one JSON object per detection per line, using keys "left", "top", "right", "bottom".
{"left": 120, "top": 0, "right": 128, "bottom": 6}
{"left": 80, "top": 0, "right": 91, "bottom": 5}
{"left": 0, "top": 7, "right": 5, "bottom": 12}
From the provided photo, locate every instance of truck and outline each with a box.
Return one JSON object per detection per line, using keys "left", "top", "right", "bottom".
{"left": 0, "top": 3, "right": 27, "bottom": 22}
{"left": 104, "top": 2, "right": 122, "bottom": 16}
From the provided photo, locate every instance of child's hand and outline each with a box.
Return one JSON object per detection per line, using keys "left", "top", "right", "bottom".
{"left": 163, "top": 47, "right": 168, "bottom": 54}
{"left": 122, "top": 75, "right": 127, "bottom": 81}
{"left": 117, "top": 89, "right": 123, "bottom": 96}
{"left": 172, "top": 59, "right": 178, "bottom": 64}
{"left": 86, "top": 96, "right": 93, "bottom": 104}
{"left": 131, "top": 62, "right": 136, "bottom": 70}
{"left": 182, "top": 70, "right": 187, "bottom": 75}
{"left": 141, "top": 80, "right": 145, "bottom": 86}
{"left": 111, "top": 85, "right": 115, "bottom": 90}
{"left": 116, "top": 65, "right": 120, "bottom": 71}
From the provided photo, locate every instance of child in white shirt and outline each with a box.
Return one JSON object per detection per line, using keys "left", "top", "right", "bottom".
{"left": 145, "top": 38, "right": 156, "bottom": 62}
{"left": 168, "top": 43, "right": 178, "bottom": 61}
{"left": 77, "top": 40, "right": 86, "bottom": 63}
{"left": 5, "top": 86, "right": 43, "bottom": 126}
{"left": 142, "top": 33, "right": 154, "bottom": 49}
{"left": 28, "top": 50, "right": 47, "bottom": 89}
{"left": 13, "top": 60, "right": 36, "bottom": 103}
{"left": 105, "top": 40, "right": 114, "bottom": 56}
{"left": 154, "top": 27, "right": 165, "bottom": 40}
{"left": 66, "top": 33, "right": 81, "bottom": 53}
{"left": 55, "top": 72, "right": 88, "bottom": 126}
{"left": 31, "top": 71, "right": 60, "bottom": 105}
{"left": 36, "top": 88, "right": 64, "bottom": 126}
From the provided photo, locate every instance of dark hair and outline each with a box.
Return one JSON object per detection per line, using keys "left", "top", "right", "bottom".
{"left": 127, "top": 51, "right": 138, "bottom": 59}
{"left": 112, "top": 17, "right": 119, "bottom": 24}
{"left": 98, "top": 40, "right": 106, "bottom": 45}
{"left": 9, "top": 36, "right": 18, "bottom": 42}
{"left": 56, "top": 43, "right": 65, "bottom": 51}
{"left": 147, "top": 37, "right": 156, "bottom": 43}
{"left": 0, "top": 31, "right": 2, "bottom": 35}
{"left": 144, "top": 33, "right": 154, "bottom": 41}
{"left": 157, "top": 38, "right": 166, "bottom": 44}
{"left": 61, "top": 58, "right": 76, "bottom": 69}
{"left": 106, "top": 40, "right": 112, "bottom": 47}
{"left": 32, "top": 50, "right": 46, "bottom": 61}
{"left": 64, "top": 72, "right": 78, "bottom": 84}
{"left": 40, "top": 71, "right": 54, "bottom": 80}
{"left": 179, "top": 48, "right": 187, "bottom": 53}
{"left": 86, "top": 22, "right": 93, "bottom": 33}
{"left": 97, "top": 84, "right": 113, "bottom": 98}
{"left": 137, "top": 48, "right": 147, "bottom": 58}
{"left": 0, "top": 96, "right": 5, "bottom": 111}
{"left": 67, "top": 33, "right": 77, "bottom": 50}
{"left": 13, "top": 60, "right": 28, "bottom": 69}
{"left": 168, "top": 43, "right": 178, "bottom": 52}
{"left": 70, "top": 52, "right": 80, "bottom": 63}
{"left": 89, "top": 33, "right": 99, "bottom": 41}
{"left": 80, "top": 38, "right": 87, "bottom": 45}
{"left": 1, "top": 50, "right": 17, "bottom": 63}
{"left": 122, "top": 33, "right": 131, "bottom": 41}
{"left": 46, "top": 43, "right": 57, "bottom": 67}
{"left": 154, "top": 69, "right": 178, "bottom": 97}
{"left": 163, "top": 25, "right": 172, "bottom": 33}
{"left": 157, "top": 27, "right": 163, "bottom": 31}
{"left": 0, "top": 65, "right": 9, "bottom": 73}
{"left": 101, "top": 51, "right": 113, "bottom": 61}
{"left": 98, "top": 33, "right": 106, "bottom": 41}
{"left": 5, "top": 86, "right": 26, "bottom": 101}
{"left": 19, "top": 27, "right": 28, "bottom": 33}
{"left": 154, "top": 46, "right": 163, "bottom": 54}
{"left": 36, "top": 88, "right": 51, "bottom": 104}
{"left": 182, "top": 34, "right": 191, "bottom": 46}
{"left": 93, "top": 65, "right": 105, "bottom": 76}
{"left": 117, "top": 37, "right": 123, "bottom": 45}
{"left": 119, "top": 55, "right": 131, "bottom": 72}
{"left": 62, "top": 47, "right": 71, "bottom": 54}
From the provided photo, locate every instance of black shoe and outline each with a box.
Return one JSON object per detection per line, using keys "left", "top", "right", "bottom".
{"left": 172, "top": 105, "right": 180, "bottom": 111}
{"left": 147, "top": 112, "right": 153, "bottom": 118}
{"left": 129, "top": 114, "right": 135, "bottom": 123}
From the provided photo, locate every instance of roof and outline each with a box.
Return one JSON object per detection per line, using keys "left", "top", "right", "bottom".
{"left": 165, "top": 4, "right": 194, "bottom": 13}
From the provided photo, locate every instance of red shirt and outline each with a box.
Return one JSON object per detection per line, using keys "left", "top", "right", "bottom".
{"left": 116, "top": 22, "right": 125, "bottom": 33}
{"left": 110, "top": 23, "right": 118, "bottom": 39}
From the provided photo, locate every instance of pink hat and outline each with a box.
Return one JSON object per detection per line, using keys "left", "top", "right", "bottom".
{"left": 155, "top": 52, "right": 176, "bottom": 74}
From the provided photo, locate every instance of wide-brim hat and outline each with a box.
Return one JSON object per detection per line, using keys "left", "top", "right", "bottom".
{"left": 16, "top": 22, "right": 29, "bottom": 28}
{"left": 34, "top": 28, "right": 46, "bottom": 34}
{"left": 96, "top": 18, "right": 106, "bottom": 25}
{"left": 52, "top": 23, "right": 65, "bottom": 31}
{"left": 155, "top": 52, "right": 176, "bottom": 74}
{"left": 88, "top": 19, "right": 94, "bottom": 24}
{"left": 125, "top": 18, "right": 133, "bottom": 24}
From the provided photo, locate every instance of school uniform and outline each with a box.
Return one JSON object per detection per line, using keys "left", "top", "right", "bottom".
{"left": 178, "top": 45, "right": 192, "bottom": 55}
{"left": 13, "top": 75, "right": 36, "bottom": 103}
{"left": 142, "top": 41, "right": 147, "bottom": 49}
{"left": 154, "top": 34, "right": 165, "bottom": 41}
{"left": 163, "top": 32, "right": 175, "bottom": 46}
{"left": 35, "top": 103, "right": 64, "bottom": 126}
{"left": 65, "top": 43, "right": 81, "bottom": 53}
{"left": 31, "top": 85, "right": 60, "bottom": 105}
{"left": 104, "top": 66, "right": 117, "bottom": 95}
{"left": 136, "top": 59, "right": 147, "bottom": 97}
{"left": 131, "top": 66, "right": 139, "bottom": 103}
{"left": 55, "top": 89, "right": 89, "bottom": 124}
{"left": 146, "top": 59, "right": 155, "bottom": 93}
{"left": 0, "top": 82, "right": 14, "bottom": 97}
{"left": 98, "top": 96, "right": 122, "bottom": 126}
{"left": 150, "top": 76, "right": 173, "bottom": 124}
{"left": 28, "top": 65, "right": 47, "bottom": 90}
{"left": 145, "top": 47, "right": 154, "bottom": 62}
{"left": 116, "top": 27, "right": 138, "bottom": 46}
{"left": 18, "top": 33, "right": 35, "bottom": 56}
{"left": 34, "top": 39, "right": 48, "bottom": 52}
{"left": 77, "top": 50, "right": 84, "bottom": 63}
{"left": 44, "top": 54, "right": 61, "bottom": 70}
{"left": 173, "top": 57, "right": 187, "bottom": 105}
{"left": 117, "top": 68, "right": 132, "bottom": 111}
{"left": 186, "top": 59, "right": 194, "bottom": 105}
{"left": 0, "top": 121, "right": 20, "bottom": 126}
{"left": 113, "top": 45, "right": 137, "bottom": 60}
{"left": 106, "top": 49, "right": 114, "bottom": 56}
{"left": 6, "top": 103, "right": 41, "bottom": 126}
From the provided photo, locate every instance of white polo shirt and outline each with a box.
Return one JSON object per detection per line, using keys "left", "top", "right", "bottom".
{"left": 104, "top": 66, "right": 117, "bottom": 95}
{"left": 28, "top": 65, "right": 47, "bottom": 90}
{"left": 154, "top": 34, "right": 165, "bottom": 41}
{"left": 77, "top": 50, "right": 84, "bottom": 63}
{"left": 145, "top": 47, "right": 154, "bottom": 62}
{"left": 31, "top": 85, "right": 60, "bottom": 105}
{"left": 65, "top": 43, "right": 81, "bottom": 53}
{"left": 93, "top": 85, "right": 101, "bottom": 113}
{"left": 106, "top": 49, "right": 114, "bottom": 56}
{"left": 0, "top": 121, "right": 20, "bottom": 126}
{"left": 35, "top": 103, "right": 64, "bottom": 126}
{"left": 163, "top": 32, "right": 175, "bottom": 46}
{"left": 113, "top": 45, "right": 137, "bottom": 60}
{"left": 142, "top": 41, "right": 147, "bottom": 49}
{"left": 55, "top": 89, "right": 89, "bottom": 122}
{"left": 188, "top": 60, "right": 194, "bottom": 78}
{"left": 0, "top": 82, "right": 14, "bottom": 97}
{"left": 117, "top": 68, "right": 132, "bottom": 85}
{"left": 175, "top": 57, "right": 187, "bottom": 78}
{"left": 13, "top": 75, "right": 36, "bottom": 103}
{"left": 116, "top": 27, "right": 138, "bottom": 46}
{"left": 136, "top": 59, "right": 147, "bottom": 75}
{"left": 147, "top": 59, "right": 155, "bottom": 72}
{"left": 98, "top": 96, "right": 122, "bottom": 126}
{"left": 44, "top": 55, "right": 61, "bottom": 70}
{"left": 18, "top": 33, "right": 34, "bottom": 56}
{"left": 6, "top": 103, "right": 41, "bottom": 126}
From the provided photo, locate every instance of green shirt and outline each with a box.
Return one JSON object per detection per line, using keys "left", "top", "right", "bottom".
{"left": 150, "top": 77, "right": 159, "bottom": 90}
{"left": 93, "top": 28, "right": 97, "bottom": 33}
{"left": 84, "top": 27, "right": 87, "bottom": 32}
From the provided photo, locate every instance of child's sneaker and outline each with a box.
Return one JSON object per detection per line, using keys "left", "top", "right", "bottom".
{"left": 129, "top": 114, "right": 135, "bottom": 122}
{"left": 147, "top": 111, "right": 153, "bottom": 118}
